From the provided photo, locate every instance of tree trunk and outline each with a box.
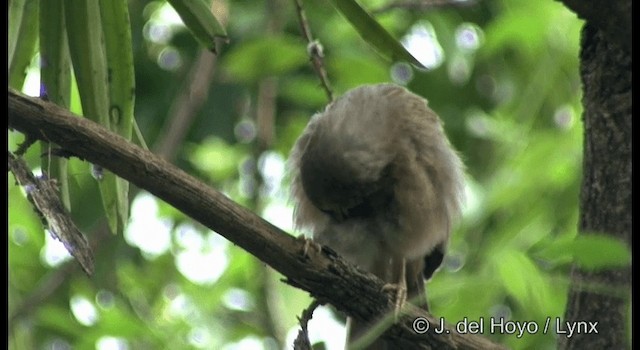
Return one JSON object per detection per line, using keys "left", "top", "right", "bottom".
{"left": 558, "top": 23, "right": 631, "bottom": 350}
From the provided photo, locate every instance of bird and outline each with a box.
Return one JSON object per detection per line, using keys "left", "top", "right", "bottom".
{"left": 288, "top": 83, "right": 465, "bottom": 349}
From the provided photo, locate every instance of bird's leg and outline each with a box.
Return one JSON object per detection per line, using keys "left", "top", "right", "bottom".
{"left": 297, "top": 235, "right": 322, "bottom": 258}
{"left": 381, "top": 257, "right": 407, "bottom": 320}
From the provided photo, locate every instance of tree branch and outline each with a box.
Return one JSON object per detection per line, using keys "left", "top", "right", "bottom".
{"left": 8, "top": 152, "right": 94, "bottom": 275}
{"left": 8, "top": 89, "right": 505, "bottom": 350}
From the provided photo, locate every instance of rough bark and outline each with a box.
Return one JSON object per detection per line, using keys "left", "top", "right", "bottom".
{"left": 557, "top": 0, "right": 630, "bottom": 52}
{"left": 8, "top": 89, "right": 506, "bottom": 350}
{"left": 8, "top": 152, "right": 94, "bottom": 275}
{"left": 558, "top": 23, "right": 632, "bottom": 350}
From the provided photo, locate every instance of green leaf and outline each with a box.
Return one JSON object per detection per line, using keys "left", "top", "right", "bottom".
{"left": 496, "top": 250, "right": 532, "bottom": 304}
{"left": 99, "top": 0, "right": 135, "bottom": 141}
{"left": 36, "top": 305, "right": 83, "bottom": 337}
{"left": 166, "top": 0, "right": 228, "bottom": 53}
{"left": 8, "top": 0, "right": 25, "bottom": 61}
{"left": 279, "top": 77, "right": 328, "bottom": 109}
{"left": 328, "top": 53, "right": 388, "bottom": 87}
{"left": 65, "top": 0, "right": 124, "bottom": 234}
{"left": 40, "top": 0, "right": 72, "bottom": 211}
{"left": 495, "top": 249, "right": 552, "bottom": 312}
{"left": 530, "top": 234, "right": 575, "bottom": 267}
{"left": 9, "top": 0, "right": 39, "bottom": 90}
{"left": 187, "top": 137, "right": 243, "bottom": 182}
{"left": 39, "top": 0, "right": 71, "bottom": 210}
{"left": 65, "top": 0, "right": 110, "bottom": 127}
{"left": 100, "top": 0, "right": 136, "bottom": 227}
{"left": 99, "top": 307, "right": 147, "bottom": 337}
{"left": 571, "top": 234, "right": 631, "bottom": 270}
{"left": 532, "top": 233, "right": 631, "bottom": 270}
{"left": 327, "top": 0, "right": 423, "bottom": 68}
{"left": 222, "top": 36, "right": 308, "bottom": 82}
{"left": 39, "top": 0, "right": 71, "bottom": 109}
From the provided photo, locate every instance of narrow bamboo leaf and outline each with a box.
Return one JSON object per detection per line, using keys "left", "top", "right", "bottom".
{"left": 65, "top": 0, "right": 121, "bottom": 234}
{"left": 9, "top": 0, "right": 39, "bottom": 89}
{"left": 40, "top": 0, "right": 72, "bottom": 211}
{"left": 166, "top": 0, "right": 228, "bottom": 53}
{"left": 64, "top": 0, "right": 111, "bottom": 127}
{"left": 99, "top": 0, "right": 136, "bottom": 226}
{"left": 99, "top": 0, "right": 135, "bottom": 140}
{"left": 99, "top": 173, "right": 125, "bottom": 234}
{"left": 133, "top": 119, "right": 150, "bottom": 151}
{"left": 40, "top": 0, "right": 71, "bottom": 108}
{"left": 9, "top": 0, "right": 26, "bottom": 66}
{"left": 327, "top": 0, "right": 424, "bottom": 68}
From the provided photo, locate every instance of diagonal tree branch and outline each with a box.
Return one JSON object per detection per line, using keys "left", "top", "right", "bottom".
{"left": 8, "top": 89, "right": 505, "bottom": 350}
{"left": 8, "top": 152, "right": 94, "bottom": 275}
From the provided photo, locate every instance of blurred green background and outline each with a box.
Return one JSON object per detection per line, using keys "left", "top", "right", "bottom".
{"left": 9, "top": 0, "right": 598, "bottom": 349}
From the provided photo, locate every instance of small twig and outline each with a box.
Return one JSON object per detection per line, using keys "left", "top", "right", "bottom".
{"left": 153, "top": 49, "right": 219, "bottom": 162}
{"left": 155, "top": 0, "right": 229, "bottom": 161}
{"left": 251, "top": 1, "right": 289, "bottom": 344}
{"left": 372, "top": 0, "right": 477, "bottom": 14}
{"left": 8, "top": 261, "right": 76, "bottom": 327}
{"left": 8, "top": 151, "right": 94, "bottom": 275}
{"left": 14, "top": 135, "right": 37, "bottom": 156}
{"left": 292, "top": 0, "right": 334, "bottom": 102}
{"left": 293, "top": 300, "right": 322, "bottom": 350}
{"left": 41, "top": 148, "right": 84, "bottom": 161}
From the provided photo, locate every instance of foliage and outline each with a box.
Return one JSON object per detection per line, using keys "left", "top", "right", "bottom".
{"left": 9, "top": 0, "right": 628, "bottom": 349}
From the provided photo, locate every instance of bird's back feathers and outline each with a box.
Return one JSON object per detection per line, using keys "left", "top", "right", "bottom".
{"left": 288, "top": 83, "right": 465, "bottom": 349}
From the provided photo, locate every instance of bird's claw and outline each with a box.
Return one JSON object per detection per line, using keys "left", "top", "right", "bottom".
{"left": 297, "top": 235, "right": 322, "bottom": 258}
{"left": 381, "top": 282, "right": 407, "bottom": 321}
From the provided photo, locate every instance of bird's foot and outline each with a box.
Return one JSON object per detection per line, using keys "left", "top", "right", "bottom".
{"left": 381, "top": 282, "right": 407, "bottom": 321}
{"left": 381, "top": 257, "right": 408, "bottom": 321}
{"left": 297, "top": 235, "right": 322, "bottom": 258}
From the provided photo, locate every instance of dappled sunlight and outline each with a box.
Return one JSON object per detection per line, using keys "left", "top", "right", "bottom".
{"left": 7, "top": 0, "right": 608, "bottom": 348}
{"left": 70, "top": 295, "right": 99, "bottom": 326}
{"left": 401, "top": 21, "right": 444, "bottom": 70}
{"left": 125, "top": 193, "right": 172, "bottom": 258}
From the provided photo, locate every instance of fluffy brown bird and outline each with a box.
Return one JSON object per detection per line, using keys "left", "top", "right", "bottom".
{"left": 288, "top": 83, "right": 465, "bottom": 348}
